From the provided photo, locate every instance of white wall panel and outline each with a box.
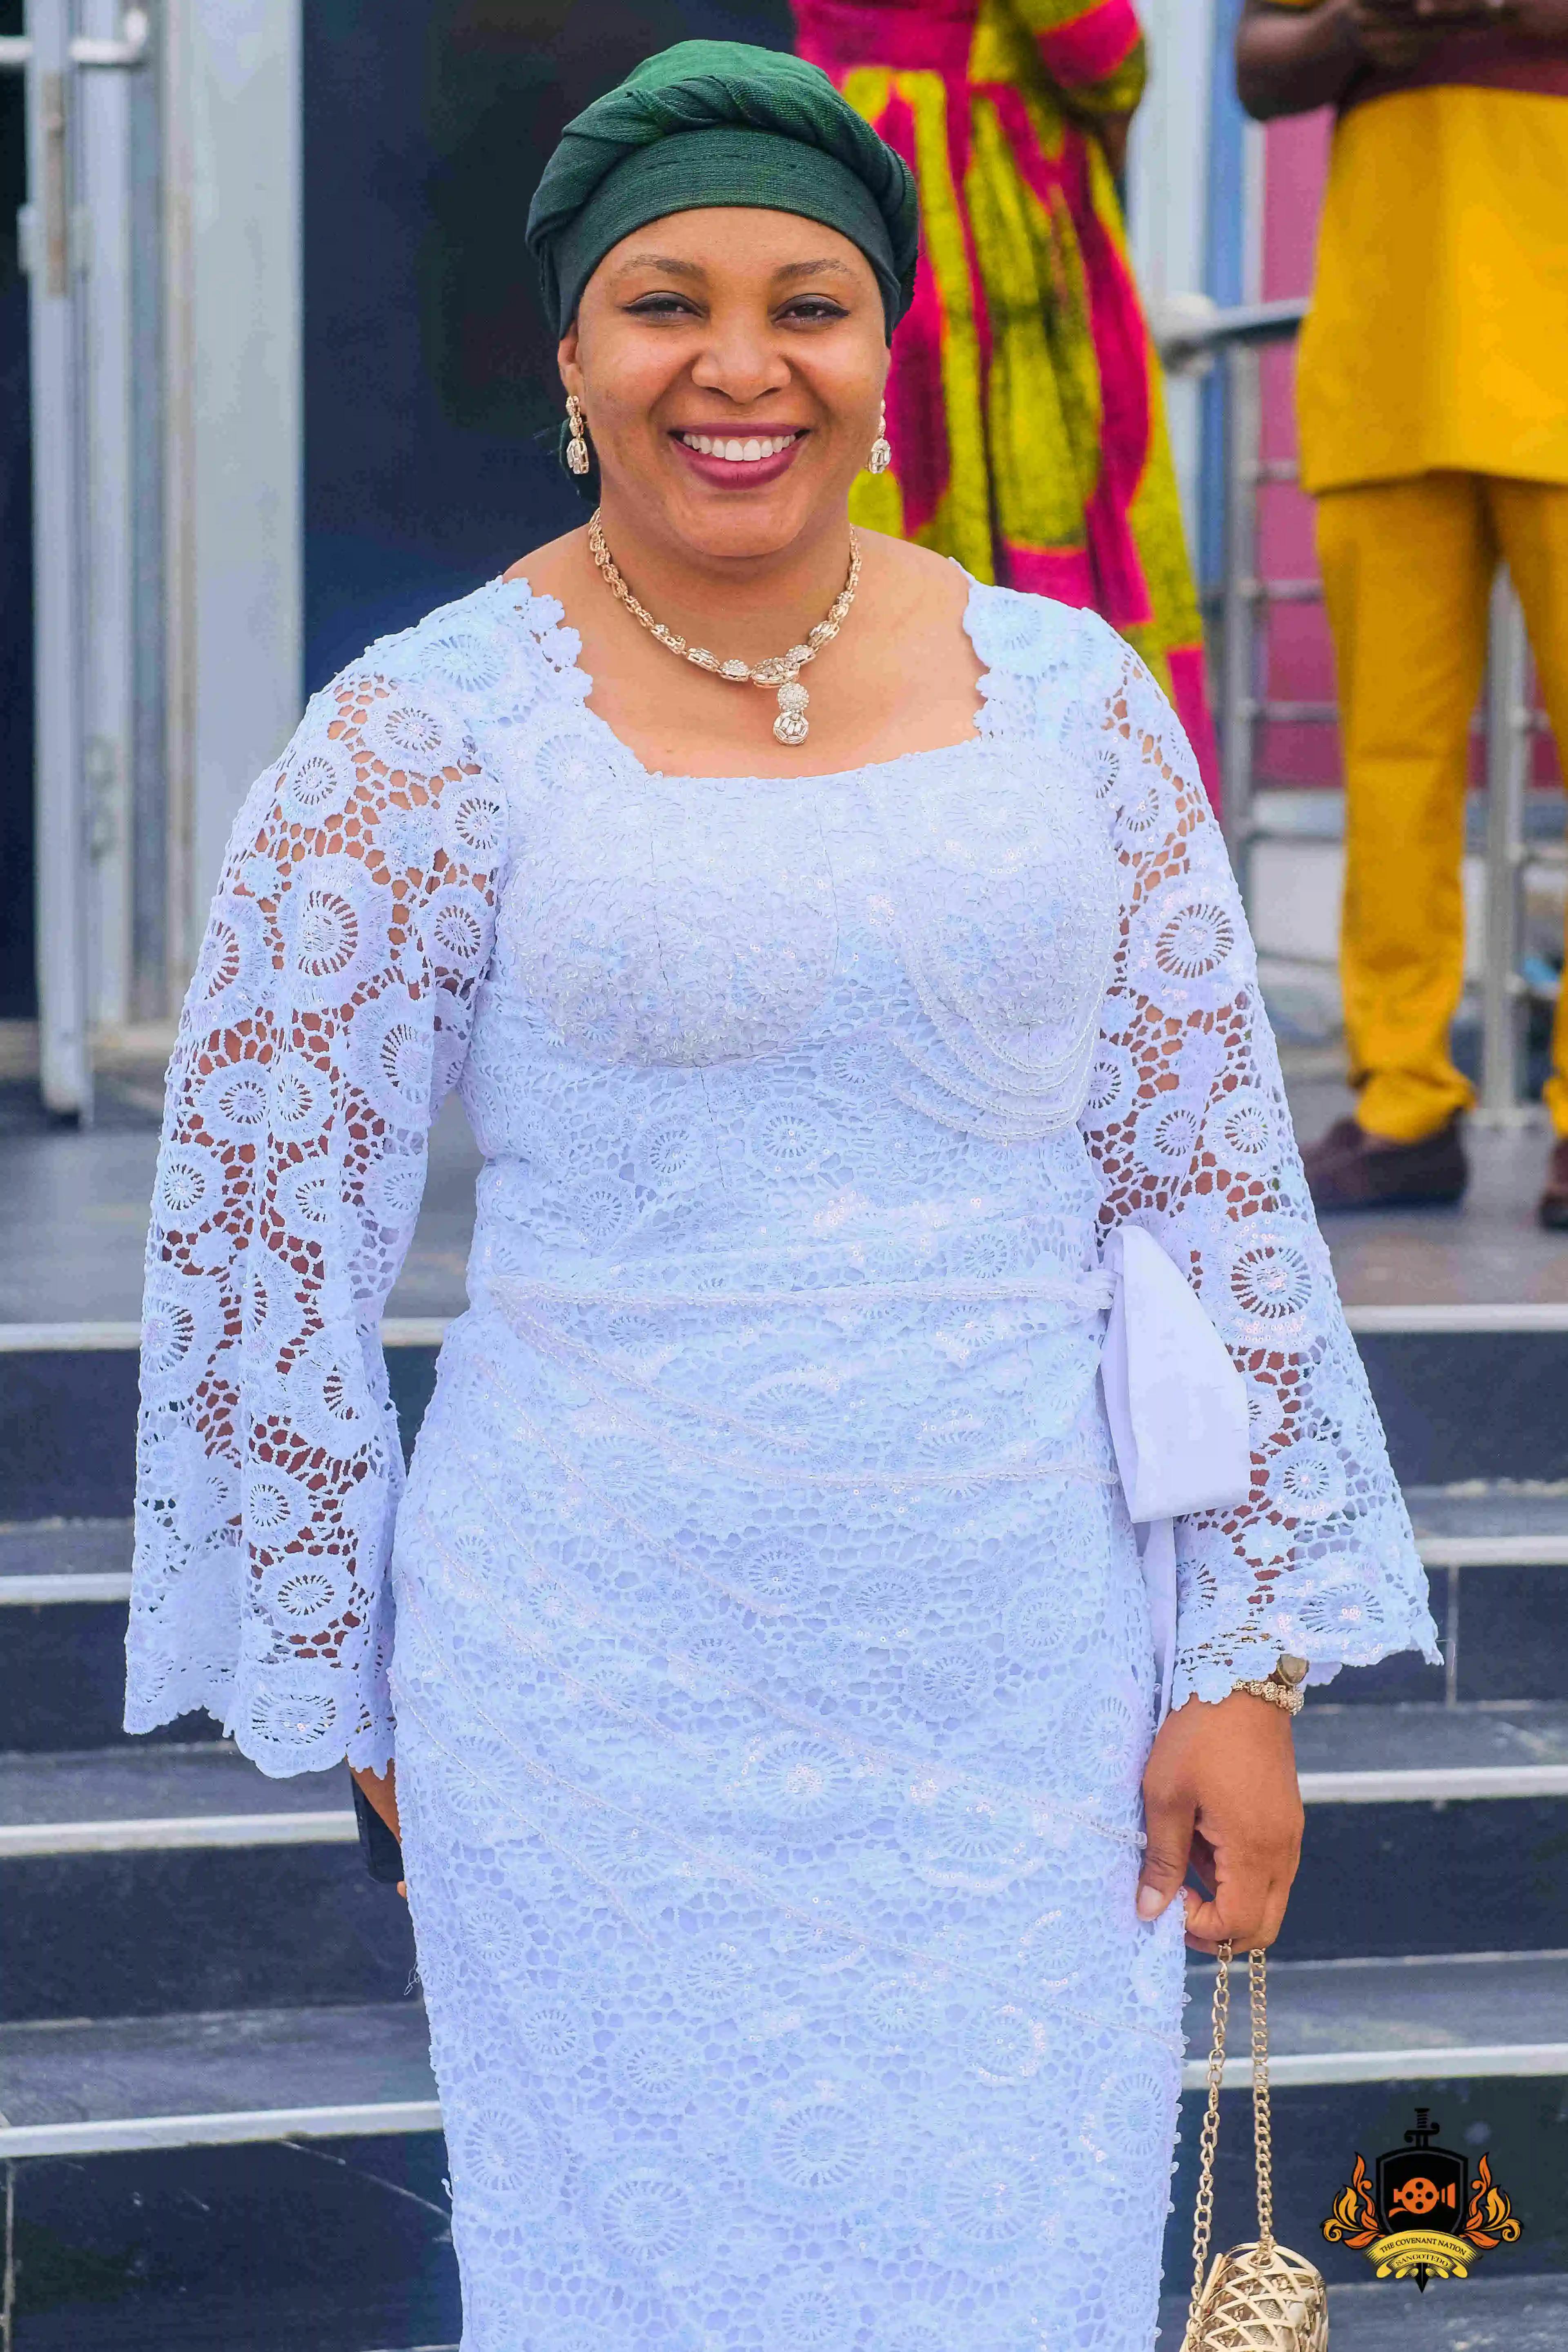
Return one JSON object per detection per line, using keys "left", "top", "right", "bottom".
{"left": 1125, "top": 0, "right": 1214, "bottom": 544}
{"left": 164, "top": 0, "right": 300, "bottom": 980}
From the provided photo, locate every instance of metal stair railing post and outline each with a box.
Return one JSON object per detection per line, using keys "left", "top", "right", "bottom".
{"left": 1157, "top": 296, "right": 1310, "bottom": 906}
{"left": 1156, "top": 295, "right": 1538, "bottom": 1118}
{"left": 1220, "top": 334, "right": 1262, "bottom": 899}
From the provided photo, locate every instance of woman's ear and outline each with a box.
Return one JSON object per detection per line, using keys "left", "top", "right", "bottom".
{"left": 558, "top": 326, "right": 583, "bottom": 403}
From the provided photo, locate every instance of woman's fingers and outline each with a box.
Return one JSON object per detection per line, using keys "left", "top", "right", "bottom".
{"left": 1136, "top": 1781, "right": 1198, "bottom": 1919}
{"left": 1180, "top": 1864, "right": 1291, "bottom": 1953}
{"left": 1181, "top": 1813, "right": 1300, "bottom": 1951}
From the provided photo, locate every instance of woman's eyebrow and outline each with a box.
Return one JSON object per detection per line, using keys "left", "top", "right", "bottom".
{"left": 612, "top": 253, "right": 706, "bottom": 280}
{"left": 773, "top": 259, "right": 855, "bottom": 283}
{"left": 612, "top": 255, "right": 854, "bottom": 284}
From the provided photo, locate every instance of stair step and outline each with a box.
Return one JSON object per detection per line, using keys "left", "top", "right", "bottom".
{"left": 0, "top": 2106, "right": 458, "bottom": 2352}
{"left": 1189, "top": 1947, "right": 1568, "bottom": 2087}
{"left": 0, "top": 1723, "right": 1556, "bottom": 2020}
{"left": 0, "top": 1747, "right": 354, "bottom": 1855}
{"left": 1, "top": 1810, "right": 356, "bottom": 1857}
{"left": 4, "top": 1488, "right": 1556, "bottom": 1599}
{"left": 1408, "top": 1484, "right": 1568, "bottom": 1531}
{"left": 1157, "top": 2273, "right": 1568, "bottom": 2351}
{"left": 1280, "top": 1705, "right": 1568, "bottom": 1958}
{"left": 0, "top": 2001, "right": 436, "bottom": 2158}
{"left": 0, "top": 1705, "right": 1564, "bottom": 1865}
{"left": 6, "top": 1951, "right": 1564, "bottom": 2162}
{"left": 5, "top": 1499, "right": 1564, "bottom": 1604}
{"left": 1346, "top": 1305, "right": 1568, "bottom": 1333}
{"left": 0, "top": 1518, "right": 223, "bottom": 1750}
{"left": 1297, "top": 1703, "right": 1568, "bottom": 1768}
{"left": 1, "top": 1760, "right": 416, "bottom": 2018}
{"left": 1350, "top": 1327, "right": 1568, "bottom": 1483}
{"left": 0, "top": 1717, "right": 1563, "bottom": 2012}
{"left": 0, "top": 1514, "right": 134, "bottom": 1602}
{"left": 1405, "top": 1482, "right": 1568, "bottom": 1566}
{"left": 3, "top": 1490, "right": 1560, "bottom": 1742}
{"left": 10, "top": 1309, "right": 1567, "bottom": 1344}
{"left": 0, "top": 1745, "right": 350, "bottom": 1824}
{"left": 7, "top": 1318, "right": 1568, "bottom": 1524}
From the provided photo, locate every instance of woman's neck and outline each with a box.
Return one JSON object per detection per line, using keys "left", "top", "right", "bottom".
{"left": 588, "top": 493, "right": 857, "bottom": 666}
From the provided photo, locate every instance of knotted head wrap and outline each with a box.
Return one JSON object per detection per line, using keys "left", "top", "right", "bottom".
{"left": 525, "top": 41, "right": 919, "bottom": 343}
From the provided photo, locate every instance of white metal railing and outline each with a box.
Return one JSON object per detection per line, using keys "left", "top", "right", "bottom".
{"left": 15, "top": 2, "right": 153, "bottom": 1124}
{"left": 0, "top": 6, "right": 148, "bottom": 71}
{"left": 1156, "top": 297, "right": 1554, "bottom": 1121}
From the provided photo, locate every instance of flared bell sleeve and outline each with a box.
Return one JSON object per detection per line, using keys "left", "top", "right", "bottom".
{"left": 125, "top": 666, "right": 506, "bottom": 1775}
{"left": 1073, "top": 610, "right": 1443, "bottom": 1709}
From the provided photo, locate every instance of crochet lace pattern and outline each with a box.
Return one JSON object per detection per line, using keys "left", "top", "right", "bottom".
{"left": 127, "top": 574, "right": 1438, "bottom": 2350}
{"left": 129, "top": 577, "right": 1436, "bottom": 1777}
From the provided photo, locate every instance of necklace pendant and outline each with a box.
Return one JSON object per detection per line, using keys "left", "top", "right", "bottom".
{"left": 588, "top": 512, "right": 859, "bottom": 750}
{"left": 773, "top": 680, "right": 810, "bottom": 747}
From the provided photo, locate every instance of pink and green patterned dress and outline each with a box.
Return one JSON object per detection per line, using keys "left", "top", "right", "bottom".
{"left": 795, "top": 0, "right": 1218, "bottom": 793}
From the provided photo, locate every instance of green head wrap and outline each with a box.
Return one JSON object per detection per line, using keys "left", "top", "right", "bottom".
{"left": 525, "top": 41, "right": 919, "bottom": 344}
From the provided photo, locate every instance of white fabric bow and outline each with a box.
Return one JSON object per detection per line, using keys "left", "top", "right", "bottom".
{"left": 1098, "top": 1224, "right": 1253, "bottom": 1727}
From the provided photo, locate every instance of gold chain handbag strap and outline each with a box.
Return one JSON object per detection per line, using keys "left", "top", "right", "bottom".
{"left": 1188, "top": 1938, "right": 1235, "bottom": 2306}
{"left": 1184, "top": 1944, "right": 1328, "bottom": 2352}
{"left": 1249, "top": 1945, "right": 1274, "bottom": 2243}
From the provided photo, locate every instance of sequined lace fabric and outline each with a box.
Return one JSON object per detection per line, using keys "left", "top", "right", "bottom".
{"left": 128, "top": 575, "right": 1439, "bottom": 2350}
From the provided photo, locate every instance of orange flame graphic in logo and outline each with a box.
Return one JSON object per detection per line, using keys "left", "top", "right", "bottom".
{"left": 1462, "top": 2154, "right": 1522, "bottom": 2251}
{"left": 1322, "top": 2153, "right": 1381, "bottom": 2249}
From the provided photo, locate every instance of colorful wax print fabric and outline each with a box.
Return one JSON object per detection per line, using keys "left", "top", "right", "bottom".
{"left": 796, "top": 0, "right": 1218, "bottom": 794}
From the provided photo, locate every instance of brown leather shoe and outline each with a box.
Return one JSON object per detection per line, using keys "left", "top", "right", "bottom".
{"left": 1540, "top": 1138, "right": 1568, "bottom": 1233}
{"left": 1302, "top": 1114, "right": 1468, "bottom": 1211}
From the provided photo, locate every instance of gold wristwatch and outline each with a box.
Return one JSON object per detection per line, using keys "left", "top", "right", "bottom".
{"left": 1232, "top": 1653, "right": 1309, "bottom": 1716}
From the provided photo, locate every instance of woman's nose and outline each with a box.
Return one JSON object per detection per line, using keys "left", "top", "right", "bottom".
{"left": 688, "top": 334, "right": 792, "bottom": 405}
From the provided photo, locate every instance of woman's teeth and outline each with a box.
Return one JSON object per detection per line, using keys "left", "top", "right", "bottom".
{"left": 679, "top": 432, "right": 799, "bottom": 462}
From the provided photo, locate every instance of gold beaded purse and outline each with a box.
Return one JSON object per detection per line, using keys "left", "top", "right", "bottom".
{"left": 1182, "top": 1944, "right": 1330, "bottom": 2352}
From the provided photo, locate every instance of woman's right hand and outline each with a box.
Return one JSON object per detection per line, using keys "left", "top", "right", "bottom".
{"left": 350, "top": 1762, "right": 406, "bottom": 1899}
{"left": 1352, "top": 0, "right": 1495, "bottom": 70}
{"left": 1235, "top": 0, "right": 1490, "bottom": 120}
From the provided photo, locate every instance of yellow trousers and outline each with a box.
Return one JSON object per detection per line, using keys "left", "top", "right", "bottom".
{"left": 1316, "top": 473, "right": 1568, "bottom": 1141}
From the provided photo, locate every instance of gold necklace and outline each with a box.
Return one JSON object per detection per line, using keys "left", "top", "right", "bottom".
{"left": 587, "top": 508, "right": 861, "bottom": 747}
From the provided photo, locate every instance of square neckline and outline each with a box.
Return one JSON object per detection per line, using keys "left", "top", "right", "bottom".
{"left": 489, "top": 562, "right": 999, "bottom": 791}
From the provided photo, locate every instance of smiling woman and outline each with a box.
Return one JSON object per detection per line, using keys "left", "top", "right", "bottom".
{"left": 516, "top": 189, "right": 990, "bottom": 779}
{"left": 126, "top": 35, "right": 1439, "bottom": 2352}
{"left": 577, "top": 228, "right": 880, "bottom": 504}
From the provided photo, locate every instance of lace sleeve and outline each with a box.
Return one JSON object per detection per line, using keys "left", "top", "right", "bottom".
{"left": 126, "top": 668, "right": 505, "bottom": 1776}
{"left": 1073, "top": 612, "right": 1442, "bottom": 1707}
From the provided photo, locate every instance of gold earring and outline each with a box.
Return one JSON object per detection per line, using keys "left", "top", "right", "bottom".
{"left": 868, "top": 403, "right": 892, "bottom": 475}
{"left": 565, "top": 393, "right": 590, "bottom": 477}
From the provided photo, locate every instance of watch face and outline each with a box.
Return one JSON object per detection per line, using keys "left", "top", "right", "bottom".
{"left": 1277, "top": 1654, "right": 1309, "bottom": 1685}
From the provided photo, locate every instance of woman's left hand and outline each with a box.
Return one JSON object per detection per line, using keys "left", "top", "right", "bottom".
{"left": 1135, "top": 1691, "right": 1304, "bottom": 1952}
{"left": 350, "top": 1761, "right": 408, "bottom": 1901}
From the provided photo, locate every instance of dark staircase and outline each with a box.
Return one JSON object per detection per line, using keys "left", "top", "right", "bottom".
{"left": 3, "top": 1323, "right": 1567, "bottom": 2350}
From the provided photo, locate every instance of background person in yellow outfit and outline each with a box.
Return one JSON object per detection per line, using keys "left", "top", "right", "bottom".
{"left": 1238, "top": 0, "right": 1568, "bottom": 1230}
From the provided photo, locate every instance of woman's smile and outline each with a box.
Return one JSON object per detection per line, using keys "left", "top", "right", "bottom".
{"left": 670, "top": 427, "right": 806, "bottom": 488}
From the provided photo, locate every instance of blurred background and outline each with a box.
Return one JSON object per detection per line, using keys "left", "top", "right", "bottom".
{"left": 14, "top": 0, "right": 1558, "bottom": 1123}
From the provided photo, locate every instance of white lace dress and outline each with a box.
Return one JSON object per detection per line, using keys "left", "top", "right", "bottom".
{"left": 127, "top": 574, "right": 1439, "bottom": 2352}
